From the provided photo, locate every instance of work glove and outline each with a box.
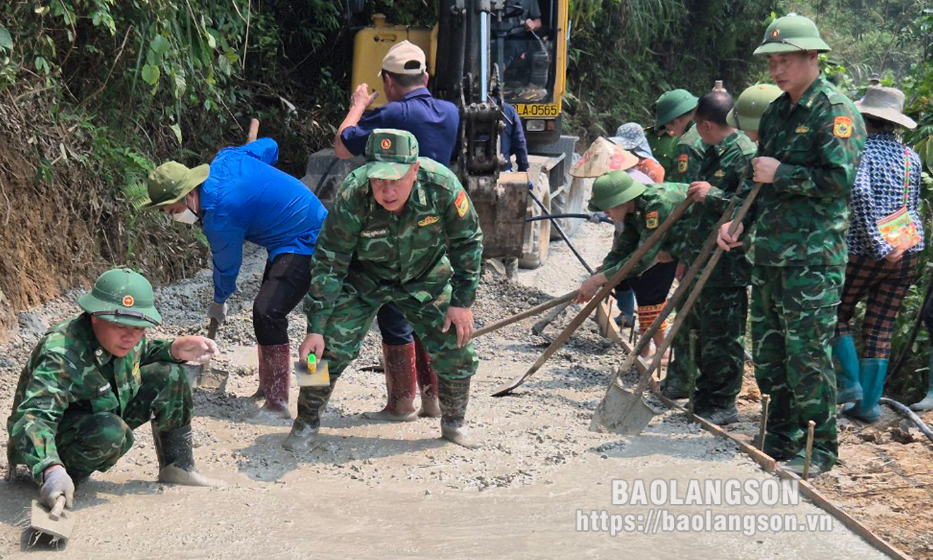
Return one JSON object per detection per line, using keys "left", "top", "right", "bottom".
{"left": 208, "top": 301, "right": 228, "bottom": 324}
{"left": 39, "top": 467, "right": 74, "bottom": 510}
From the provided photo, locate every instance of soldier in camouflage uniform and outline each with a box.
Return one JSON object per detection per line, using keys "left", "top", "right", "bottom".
{"left": 646, "top": 89, "right": 699, "bottom": 176}
{"left": 718, "top": 15, "right": 866, "bottom": 475}
{"left": 574, "top": 171, "right": 687, "bottom": 315}
{"left": 284, "top": 129, "right": 483, "bottom": 451}
{"left": 660, "top": 91, "right": 757, "bottom": 424}
{"left": 6, "top": 269, "right": 222, "bottom": 512}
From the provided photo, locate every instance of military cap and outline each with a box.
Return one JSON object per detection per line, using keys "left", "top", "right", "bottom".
{"left": 587, "top": 170, "right": 647, "bottom": 212}
{"left": 656, "top": 89, "right": 698, "bottom": 129}
{"left": 78, "top": 268, "right": 162, "bottom": 327}
{"left": 754, "top": 14, "right": 831, "bottom": 55}
{"left": 726, "top": 84, "right": 782, "bottom": 132}
{"left": 364, "top": 129, "right": 420, "bottom": 180}
{"left": 140, "top": 161, "right": 210, "bottom": 209}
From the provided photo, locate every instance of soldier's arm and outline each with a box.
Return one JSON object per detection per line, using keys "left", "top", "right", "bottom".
{"left": 598, "top": 224, "right": 650, "bottom": 280}
{"left": 772, "top": 101, "right": 864, "bottom": 198}
{"left": 850, "top": 151, "right": 893, "bottom": 259}
{"left": 443, "top": 183, "right": 484, "bottom": 307}
{"left": 304, "top": 179, "right": 365, "bottom": 333}
{"left": 667, "top": 143, "right": 695, "bottom": 183}
{"left": 140, "top": 337, "right": 183, "bottom": 365}
{"left": 9, "top": 352, "right": 75, "bottom": 482}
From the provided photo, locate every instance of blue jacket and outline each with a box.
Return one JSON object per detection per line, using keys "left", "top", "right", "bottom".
{"left": 200, "top": 139, "right": 328, "bottom": 303}
{"left": 340, "top": 88, "right": 460, "bottom": 166}
{"left": 500, "top": 102, "right": 529, "bottom": 172}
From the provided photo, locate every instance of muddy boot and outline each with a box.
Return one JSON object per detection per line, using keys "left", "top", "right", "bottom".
{"left": 696, "top": 403, "right": 739, "bottom": 426}
{"left": 283, "top": 380, "right": 337, "bottom": 451}
{"left": 153, "top": 423, "right": 224, "bottom": 487}
{"left": 438, "top": 377, "right": 479, "bottom": 449}
{"left": 830, "top": 335, "right": 862, "bottom": 404}
{"left": 364, "top": 343, "right": 418, "bottom": 422}
{"left": 249, "top": 345, "right": 265, "bottom": 399}
{"left": 253, "top": 344, "right": 292, "bottom": 421}
{"left": 414, "top": 336, "right": 441, "bottom": 418}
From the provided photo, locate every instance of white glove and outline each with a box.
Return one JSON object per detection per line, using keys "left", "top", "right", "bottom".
{"left": 40, "top": 466, "right": 74, "bottom": 510}
{"left": 208, "top": 301, "right": 228, "bottom": 324}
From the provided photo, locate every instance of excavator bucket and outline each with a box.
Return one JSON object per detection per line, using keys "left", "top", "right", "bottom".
{"left": 468, "top": 171, "right": 529, "bottom": 259}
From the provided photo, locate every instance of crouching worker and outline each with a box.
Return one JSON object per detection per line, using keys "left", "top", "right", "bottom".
{"left": 7, "top": 269, "right": 223, "bottom": 513}
{"left": 284, "top": 129, "right": 484, "bottom": 450}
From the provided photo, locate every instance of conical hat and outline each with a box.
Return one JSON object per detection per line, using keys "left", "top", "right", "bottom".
{"left": 570, "top": 137, "right": 639, "bottom": 178}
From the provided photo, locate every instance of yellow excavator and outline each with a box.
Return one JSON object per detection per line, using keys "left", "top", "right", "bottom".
{"left": 303, "top": 0, "right": 585, "bottom": 268}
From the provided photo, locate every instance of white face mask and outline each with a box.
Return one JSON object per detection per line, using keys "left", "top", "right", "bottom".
{"left": 614, "top": 219, "right": 626, "bottom": 234}
{"left": 171, "top": 208, "right": 199, "bottom": 225}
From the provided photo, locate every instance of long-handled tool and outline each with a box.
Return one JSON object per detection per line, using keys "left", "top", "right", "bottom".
{"left": 590, "top": 184, "right": 762, "bottom": 435}
{"left": 28, "top": 496, "right": 75, "bottom": 546}
{"left": 492, "top": 197, "right": 694, "bottom": 396}
{"left": 472, "top": 290, "right": 577, "bottom": 339}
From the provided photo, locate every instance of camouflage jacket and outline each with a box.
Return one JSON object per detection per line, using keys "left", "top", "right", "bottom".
{"left": 306, "top": 158, "right": 484, "bottom": 334}
{"left": 742, "top": 76, "right": 866, "bottom": 267}
{"left": 665, "top": 131, "right": 756, "bottom": 287}
{"left": 600, "top": 183, "right": 688, "bottom": 280}
{"left": 645, "top": 127, "right": 682, "bottom": 176}
{"left": 6, "top": 313, "right": 179, "bottom": 481}
{"left": 667, "top": 126, "right": 707, "bottom": 183}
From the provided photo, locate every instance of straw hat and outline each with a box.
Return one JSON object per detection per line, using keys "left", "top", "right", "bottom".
{"left": 570, "top": 137, "right": 638, "bottom": 178}
{"left": 855, "top": 86, "right": 917, "bottom": 130}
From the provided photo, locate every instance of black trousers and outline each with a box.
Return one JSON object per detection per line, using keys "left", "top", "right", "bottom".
{"left": 376, "top": 303, "right": 415, "bottom": 346}
{"left": 253, "top": 253, "right": 313, "bottom": 346}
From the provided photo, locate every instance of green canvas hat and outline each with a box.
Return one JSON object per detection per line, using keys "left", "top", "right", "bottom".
{"left": 364, "top": 129, "right": 420, "bottom": 180}
{"left": 139, "top": 161, "right": 210, "bottom": 209}
{"left": 753, "top": 14, "right": 831, "bottom": 56}
{"left": 656, "top": 89, "right": 698, "bottom": 129}
{"left": 726, "top": 84, "right": 782, "bottom": 132}
{"left": 587, "top": 170, "right": 647, "bottom": 212}
{"left": 78, "top": 268, "right": 162, "bottom": 327}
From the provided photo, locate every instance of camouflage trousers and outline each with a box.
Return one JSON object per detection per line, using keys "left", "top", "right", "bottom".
{"left": 298, "top": 283, "right": 478, "bottom": 420}
{"left": 664, "top": 287, "right": 748, "bottom": 411}
{"left": 751, "top": 265, "right": 843, "bottom": 469}
{"left": 53, "top": 362, "right": 192, "bottom": 480}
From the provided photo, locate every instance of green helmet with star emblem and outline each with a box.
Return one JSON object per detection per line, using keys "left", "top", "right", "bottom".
{"left": 726, "top": 84, "right": 783, "bottom": 132}
{"left": 78, "top": 268, "right": 162, "bottom": 327}
{"left": 754, "top": 14, "right": 831, "bottom": 55}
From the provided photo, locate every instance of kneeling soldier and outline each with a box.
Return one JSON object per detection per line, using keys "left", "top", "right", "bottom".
{"left": 284, "top": 129, "right": 484, "bottom": 450}
{"left": 7, "top": 269, "right": 222, "bottom": 513}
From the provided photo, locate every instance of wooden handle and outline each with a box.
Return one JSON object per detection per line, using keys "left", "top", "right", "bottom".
{"left": 492, "top": 197, "right": 694, "bottom": 396}
{"left": 473, "top": 290, "right": 577, "bottom": 339}
{"left": 50, "top": 496, "right": 66, "bottom": 520}
{"left": 246, "top": 118, "right": 259, "bottom": 143}
{"left": 207, "top": 318, "right": 219, "bottom": 340}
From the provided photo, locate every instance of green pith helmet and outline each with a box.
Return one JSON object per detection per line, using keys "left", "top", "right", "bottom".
{"left": 364, "top": 129, "right": 420, "bottom": 180}
{"left": 78, "top": 268, "right": 162, "bottom": 327}
{"left": 726, "top": 84, "right": 783, "bottom": 132}
{"left": 655, "top": 89, "right": 698, "bottom": 129}
{"left": 587, "top": 170, "right": 647, "bottom": 212}
{"left": 139, "top": 161, "right": 210, "bottom": 209}
{"left": 753, "top": 14, "right": 831, "bottom": 56}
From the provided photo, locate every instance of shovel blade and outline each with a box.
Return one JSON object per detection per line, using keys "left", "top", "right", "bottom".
{"left": 29, "top": 500, "right": 74, "bottom": 543}
{"left": 589, "top": 385, "right": 656, "bottom": 435}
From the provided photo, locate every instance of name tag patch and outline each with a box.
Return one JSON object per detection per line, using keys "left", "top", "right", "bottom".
{"left": 361, "top": 228, "right": 389, "bottom": 238}
{"left": 98, "top": 383, "right": 112, "bottom": 394}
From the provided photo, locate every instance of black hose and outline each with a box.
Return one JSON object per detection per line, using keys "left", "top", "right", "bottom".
{"left": 880, "top": 397, "right": 933, "bottom": 445}
{"left": 527, "top": 189, "right": 594, "bottom": 274}
{"left": 525, "top": 213, "right": 612, "bottom": 224}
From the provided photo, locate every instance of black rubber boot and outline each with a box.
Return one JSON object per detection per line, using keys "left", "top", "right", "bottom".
{"left": 283, "top": 379, "right": 337, "bottom": 451}
{"left": 438, "top": 377, "right": 479, "bottom": 449}
{"left": 152, "top": 423, "right": 223, "bottom": 487}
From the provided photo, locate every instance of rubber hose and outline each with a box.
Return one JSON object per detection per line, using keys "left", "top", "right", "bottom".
{"left": 880, "top": 397, "right": 933, "bottom": 445}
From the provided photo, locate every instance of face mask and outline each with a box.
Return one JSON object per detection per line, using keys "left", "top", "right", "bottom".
{"left": 614, "top": 220, "right": 626, "bottom": 234}
{"left": 171, "top": 208, "right": 199, "bottom": 225}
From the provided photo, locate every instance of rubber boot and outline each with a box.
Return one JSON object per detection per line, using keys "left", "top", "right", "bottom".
{"left": 844, "top": 358, "right": 887, "bottom": 423}
{"left": 830, "top": 335, "right": 862, "bottom": 404}
{"left": 153, "top": 423, "right": 224, "bottom": 487}
{"left": 438, "top": 377, "right": 479, "bottom": 449}
{"left": 697, "top": 402, "right": 739, "bottom": 426}
{"left": 254, "top": 344, "right": 292, "bottom": 421}
{"left": 283, "top": 379, "right": 337, "bottom": 451}
{"left": 414, "top": 336, "right": 442, "bottom": 418}
{"left": 910, "top": 352, "right": 933, "bottom": 411}
{"left": 364, "top": 343, "right": 418, "bottom": 422}
{"left": 249, "top": 345, "right": 264, "bottom": 399}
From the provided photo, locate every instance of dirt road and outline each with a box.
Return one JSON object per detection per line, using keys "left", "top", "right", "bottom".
{"left": 0, "top": 223, "right": 889, "bottom": 559}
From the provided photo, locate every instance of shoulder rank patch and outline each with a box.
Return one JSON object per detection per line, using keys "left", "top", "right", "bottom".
{"left": 455, "top": 190, "right": 469, "bottom": 218}
{"left": 676, "top": 154, "right": 688, "bottom": 174}
{"left": 833, "top": 116, "right": 853, "bottom": 138}
{"left": 795, "top": 125, "right": 810, "bottom": 134}
{"left": 646, "top": 210, "right": 659, "bottom": 230}
{"left": 418, "top": 216, "right": 439, "bottom": 227}
{"left": 713, "top": 169, "right": 725, "bottom": 178}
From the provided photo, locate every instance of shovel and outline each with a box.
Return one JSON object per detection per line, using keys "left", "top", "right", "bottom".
{"left": 492, "top": 197, "right": 695, "bottom": 396}
{"left": 193, "top": 318, "right": 224, "bottom": 389}
{"left": 28, "top": 497, "right": 75, "bottom": 546}
{"left": 590, "top": 184, "right": 762, "bottom": 435}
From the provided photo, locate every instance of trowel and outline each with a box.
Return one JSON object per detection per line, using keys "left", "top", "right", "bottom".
{"left": 28, "top": 497, "right": 75, "bottom": 546}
